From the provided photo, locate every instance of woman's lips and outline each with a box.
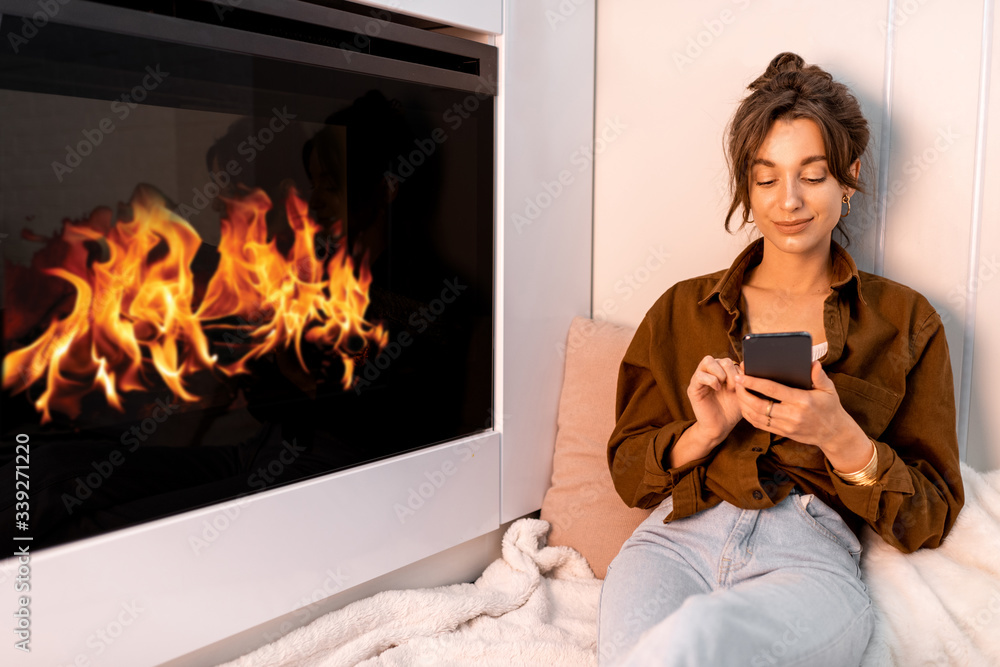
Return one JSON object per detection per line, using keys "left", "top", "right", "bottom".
{"left": 774, "top": 218, "right": 811, "bottom": 234}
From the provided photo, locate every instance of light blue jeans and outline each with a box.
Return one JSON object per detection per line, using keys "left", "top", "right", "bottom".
{"left": 598, "top": 490, "right": 874, "bottom": 666}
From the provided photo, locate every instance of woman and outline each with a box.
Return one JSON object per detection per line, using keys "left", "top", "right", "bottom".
{"left": 598, "top": 53, "right": 964, "bottom": 666}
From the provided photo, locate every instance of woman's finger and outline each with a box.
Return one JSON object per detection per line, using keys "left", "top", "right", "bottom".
{"left": 696, "top": 356, "right": 728, "bottom": 384}
{"left": 700, "top": 356, "right": 740, "bottom": 389}
{"left": 691, "top": 370, "right": 723, "bottom": 392}
{"left": 735, "top": 372, "right": 795, "bottom": 403}
{"left": 738, "top": 391, "right": 781, "bottom": 432}
{"left": 719, "top": 357, "right": 740, "bottom": 389}
{"left": 736, "top": 382, "right": 770, "bottom": 413}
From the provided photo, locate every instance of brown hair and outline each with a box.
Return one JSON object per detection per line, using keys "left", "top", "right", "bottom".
{"left": 724, "top": 52, "right": 870, "bottom": 237}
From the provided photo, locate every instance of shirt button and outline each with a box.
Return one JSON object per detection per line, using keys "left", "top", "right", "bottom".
{"left": 752, "top": 490, "right": 763, "bottom": 500}
{"left": 752, "top": 447, "right": 763, "bottom": 452}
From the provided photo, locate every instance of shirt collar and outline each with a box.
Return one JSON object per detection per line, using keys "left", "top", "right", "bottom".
{"left": 698, "top": 238, "right": 866, "bottom": 310}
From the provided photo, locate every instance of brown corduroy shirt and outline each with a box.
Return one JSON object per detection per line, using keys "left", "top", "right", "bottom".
{"left": 608, "top": 239, "right": 964, "bottom": 553}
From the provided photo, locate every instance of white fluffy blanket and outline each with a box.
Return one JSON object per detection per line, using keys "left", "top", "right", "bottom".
{"left": 859, "top": 463, "right": 1000, "bottom": 666}
{"left": 221, "top": 464, "right": 1000, "bottom": 667}
{"left": 219, "top": 518, "right": 602, "bottom": 667}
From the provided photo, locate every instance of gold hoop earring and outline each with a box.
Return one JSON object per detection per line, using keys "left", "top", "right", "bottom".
{"left": 841, "top": 194, "right": 851, "bottom": 218}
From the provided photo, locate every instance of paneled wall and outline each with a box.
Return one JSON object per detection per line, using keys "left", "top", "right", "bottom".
{"left": 975, "top": 3, "right": 1000, "bottom": 472}
{"left": 593, "top": 0, "right": 998, "bottom": 470}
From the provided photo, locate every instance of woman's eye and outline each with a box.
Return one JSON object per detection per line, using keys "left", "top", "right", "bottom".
{"left": 755, "top": 180, "right": 775, "bottom": 187}
{"left": 805, "top": 177, "right": 826, "bottom": 184}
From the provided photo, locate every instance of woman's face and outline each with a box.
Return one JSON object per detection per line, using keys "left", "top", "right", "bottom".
{"left": 748, "top": 117, "right": 857, "bottom": 259}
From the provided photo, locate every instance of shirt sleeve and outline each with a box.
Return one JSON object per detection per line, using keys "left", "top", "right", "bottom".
{"left": 607, "top": 307, "right": 711, "bottom": 515}
{"left": 827, "top": 310, "right": 964, "bottom": 553}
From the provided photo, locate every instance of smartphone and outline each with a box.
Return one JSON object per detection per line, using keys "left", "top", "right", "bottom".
{"left": 741, "top": 332, "right": 813, "bottom": 400}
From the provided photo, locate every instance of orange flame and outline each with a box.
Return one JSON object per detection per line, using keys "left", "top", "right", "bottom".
{"left": 3, "top": 187, "right": 387, "bottom": 423}
{"left": 197, "top": 188, "right": 388, "bottom": 388}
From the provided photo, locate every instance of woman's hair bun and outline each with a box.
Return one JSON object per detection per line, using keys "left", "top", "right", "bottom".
{"left": 748, "top": 52, "right": 828, "bottom": 92}
{"left": 767, "top": 52, "right": 805, "bottom": 75}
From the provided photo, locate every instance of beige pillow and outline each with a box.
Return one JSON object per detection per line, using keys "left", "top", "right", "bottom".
{"left": 540, "top": 317, "right": 654, "bottom": 579}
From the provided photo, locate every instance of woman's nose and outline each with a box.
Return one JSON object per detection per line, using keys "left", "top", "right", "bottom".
{"left": 780, "top": 179, "right": 803, "bottom": 211}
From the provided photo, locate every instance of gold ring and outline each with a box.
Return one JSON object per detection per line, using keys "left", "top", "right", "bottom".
{"left": 766, "top": 400, "right": 774, "bottom": 418}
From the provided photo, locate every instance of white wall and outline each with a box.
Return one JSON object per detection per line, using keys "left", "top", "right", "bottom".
{"left": 972, "top": 1, "right": 1000, "bottom": 472}
{"left": 882, "top": 0, "right": 984, "bottom": 465}
{"left": 593, "top": 0, "right": 999, "bottom": 469}
{"left": 500, "top": 0, "right": 595, "bottom": 523}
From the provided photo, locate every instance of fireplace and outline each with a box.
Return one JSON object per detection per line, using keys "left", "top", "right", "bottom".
{"left": 0, "top": 0, "right": 496, "bottom": 549}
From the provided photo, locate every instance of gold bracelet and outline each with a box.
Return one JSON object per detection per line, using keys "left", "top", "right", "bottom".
{"left": 833, "top": 438, "right": 879, "bottom": 486}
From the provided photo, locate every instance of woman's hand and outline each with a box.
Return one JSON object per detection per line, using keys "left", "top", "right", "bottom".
{"left": 667, "top": 356, "right": 744, "bottom": 469}
{"left": 686, "top": 355, "right": 744, "bottom": 447}
{"left": 735, "top": 361, "right": 873, "bottom": 472}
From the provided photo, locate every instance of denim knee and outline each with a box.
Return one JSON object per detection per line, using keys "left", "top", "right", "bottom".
{"left": 613, "top": 594, "right": 734, "bottom": 666}
{"left": 660, "top": 594, "right": 738, "bottom": 654}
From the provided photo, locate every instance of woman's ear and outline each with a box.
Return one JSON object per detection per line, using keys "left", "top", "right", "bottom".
{"left": 844, "top": 158, "right": 861, "bottom": 198}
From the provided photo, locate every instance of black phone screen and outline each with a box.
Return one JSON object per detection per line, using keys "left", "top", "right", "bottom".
{"left": 741, "top": 332, "right": 813, "bottom": 399}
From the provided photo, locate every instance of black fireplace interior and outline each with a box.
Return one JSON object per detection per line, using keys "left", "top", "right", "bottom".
{"left": 0, "top": 0, "right": 495, "bottom": 548}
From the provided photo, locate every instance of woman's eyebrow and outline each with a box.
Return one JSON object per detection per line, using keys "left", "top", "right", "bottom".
{"left": 750, "top": 155, "right": 828, "bottom": 167}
